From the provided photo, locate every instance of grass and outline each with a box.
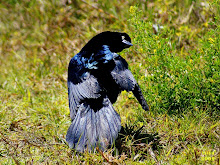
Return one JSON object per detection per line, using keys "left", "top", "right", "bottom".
{"left": 0, "top": 0, "right": 219, "bottom": 164}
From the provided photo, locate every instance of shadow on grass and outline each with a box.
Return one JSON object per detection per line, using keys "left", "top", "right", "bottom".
{"left": 115, "top": 124, "right": 161, "bottom": 160}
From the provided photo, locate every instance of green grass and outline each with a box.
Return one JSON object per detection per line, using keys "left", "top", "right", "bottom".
{"left": 0, "top": 0, "right": 219, "bottom": 164}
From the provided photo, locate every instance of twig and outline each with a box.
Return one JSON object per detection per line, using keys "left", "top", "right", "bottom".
{"left": 97, "top": 148, "right": 110, "bottom": 163}
{"left": 97, "top": 148, "right": 117, "bottom": 165}
{"left": 11, "top": 156, "right": 21, "bottom": 165}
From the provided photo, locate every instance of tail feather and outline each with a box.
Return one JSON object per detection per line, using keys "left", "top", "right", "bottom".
{"left": 96, "top": 105, "right": 121, "bottom": 150}
{"left": 66, "top": 105, "right": 88, "bottom": 150}
{"left": 96, "top": 108, "right": 112, "bottom": 149}
{"left": 85, "top": 107, "right": 97, "bottom": 149}
{"left": 66, "top": 98, "right": 121, "bottom": 152}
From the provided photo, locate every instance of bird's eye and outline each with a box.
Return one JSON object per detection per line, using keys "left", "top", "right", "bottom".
{"left": 121, "top": 36, "right": 125, "bottom": 40}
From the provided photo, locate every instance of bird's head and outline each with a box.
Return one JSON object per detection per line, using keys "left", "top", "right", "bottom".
{"left": 80, "top": 31, "right": 133, "bottom": 54}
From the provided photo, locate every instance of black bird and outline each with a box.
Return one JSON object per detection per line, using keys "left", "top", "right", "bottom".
{"left": 66, "top": 31, "right": 149, "bottom": 152}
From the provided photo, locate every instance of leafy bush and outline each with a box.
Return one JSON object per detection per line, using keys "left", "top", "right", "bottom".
{"left": 127, "top": 5, "right": 219, "bottom": 116}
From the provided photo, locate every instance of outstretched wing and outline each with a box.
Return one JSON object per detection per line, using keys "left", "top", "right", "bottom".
{"left": 111, "top": 54, "right": 149, "bottom": 111}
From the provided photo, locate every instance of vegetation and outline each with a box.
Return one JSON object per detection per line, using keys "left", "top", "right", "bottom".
{"left": 0, "top": 0, "right": 219, "bottom": 164}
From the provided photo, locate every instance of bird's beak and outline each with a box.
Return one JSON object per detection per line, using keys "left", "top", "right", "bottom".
{"left": 122, "top": 39, "right": 133, "bottom": 47}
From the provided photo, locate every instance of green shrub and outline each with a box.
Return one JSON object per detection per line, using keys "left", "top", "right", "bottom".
{"left": 126, "top": 5, "right": 219, "bottom": 116}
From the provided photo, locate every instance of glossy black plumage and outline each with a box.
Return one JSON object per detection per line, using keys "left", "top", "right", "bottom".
{"left": 66, "top": 31, "right": 149, "bottom": 152}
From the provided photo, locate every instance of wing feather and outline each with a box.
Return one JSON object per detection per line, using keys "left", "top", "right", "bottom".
{"left": 111, "top": 55, "right": 137, "bottom": 91}
{"left": 68, "top": 60, "right": 101, "bottom": 120}
{"left": 111, "top": 54, "right": 149, "bottom": 111}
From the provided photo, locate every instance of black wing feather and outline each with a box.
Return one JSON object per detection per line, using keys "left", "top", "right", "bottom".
{"left": 111, "top": 55, "right": 137, "bottom": 91}
{"left": 111, "top": 54, "right": 149, "bottom": 111}
{"left": 68, "top": 72, "right": 101, "bottom": 120}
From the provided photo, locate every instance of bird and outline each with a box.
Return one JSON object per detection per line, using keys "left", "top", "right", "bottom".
{"left": 66, "top": 31, "right": 149, "bottom": 152}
